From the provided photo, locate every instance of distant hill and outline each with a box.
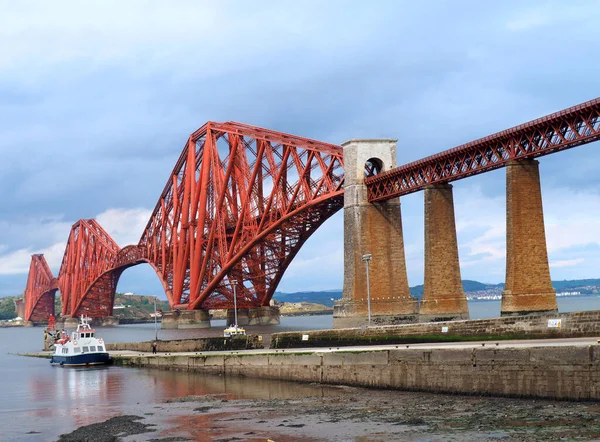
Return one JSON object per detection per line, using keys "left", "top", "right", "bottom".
{"left": 275, "top": 278, "right": 600, "bottom": 305}
{"left": 274, "top": 290, "right": 342, "bottom": 307}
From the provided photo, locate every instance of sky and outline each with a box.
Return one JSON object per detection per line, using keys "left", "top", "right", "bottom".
{"left": 1, "top": 0, "right": 600, "bottom": 299}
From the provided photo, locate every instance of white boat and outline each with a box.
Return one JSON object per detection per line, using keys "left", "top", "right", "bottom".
{"left": 50, "top": 315, "right": 112, "bottom": 366}
{"left": 223, "top": 325, "right": 246, "bottom": 337}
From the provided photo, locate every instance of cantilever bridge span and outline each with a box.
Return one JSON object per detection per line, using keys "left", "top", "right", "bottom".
{"left": 23, "top": 122, "right": 344, "bottom": 321}
{"left": 22, "top": 99, "right": 600, "bottom": 323}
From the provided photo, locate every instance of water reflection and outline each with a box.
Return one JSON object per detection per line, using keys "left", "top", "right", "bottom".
{"left": 145, "top": 369, "right": 343, "bottom": 401}
{"left": 13, "top": 355, "right": 342, "bottom": 440}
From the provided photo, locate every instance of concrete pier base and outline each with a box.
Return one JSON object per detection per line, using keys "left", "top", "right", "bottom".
{"left": 22, "top": 320, "right": 34, "bottom": 327}
{"left": 91, "top": 316, "right": 119, "bottom": 327}
{"left": 419, "top": 184, "right": 469, "bottom": 322}
{"left": 161, "top": 310, "right": 211, "bottom": 329}
{"left": 502, "top": 159, "right": 557, "bottom": 316}
{"left": 334, "top": 299, "right": 418, "bottom": 328}
{"left": 62, "top": 317, "right": 79, "bottom": 329}
{"left": 334, "top": 139, "right": 418, "bottom": 328}
{"left": 248, "top": 306, "right": 281, "bottom": 325}
{"left": 226, "top": 308, "right": 250, "bottom": 326}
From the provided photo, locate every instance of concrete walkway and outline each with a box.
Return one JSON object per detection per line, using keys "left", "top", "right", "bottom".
{"left": 21, "top": 335, "right": 600, "bottom": 360}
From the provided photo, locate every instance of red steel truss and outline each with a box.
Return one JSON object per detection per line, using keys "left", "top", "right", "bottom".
{"left": 23, "top": 122, "right": 344, "bottom": 319}
{"left": 58, "top": 219, "right": 122, "bottom": 317}
{"left": 366, "top": 97, "right": 600, "bottom": 201}
{"left": 23, "top": 254, "right": 58, "bottom": 322}
{"left": 139, "top": 122, "right": 344, "bottom": 310}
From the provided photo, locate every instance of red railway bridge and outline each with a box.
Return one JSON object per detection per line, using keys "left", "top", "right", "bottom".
{"left": 22, "top": 98, "right": 600, "bottom": 327}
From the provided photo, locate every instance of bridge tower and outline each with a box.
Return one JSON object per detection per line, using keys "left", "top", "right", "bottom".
{"left": 333, "top": 139, "right": 418, "bottom": 328}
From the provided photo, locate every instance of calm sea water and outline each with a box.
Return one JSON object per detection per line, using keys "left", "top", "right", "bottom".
{"left": 1, "top": 297, "right": 599, "bottom": 441}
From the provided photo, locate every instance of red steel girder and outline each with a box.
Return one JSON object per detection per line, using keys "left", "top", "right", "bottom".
{"left": 366, "top": 97, "right": 600, "bottom": 202}
{"left": 23, "top": 254, "right": 58, "bottom": 322}
{"left": 139, "top": 121, "right": 344, "bottom": 311}
{"left": 58, "top": 219, "right": 122, "bottom": 317}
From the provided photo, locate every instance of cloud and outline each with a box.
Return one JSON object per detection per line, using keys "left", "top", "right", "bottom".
{"left": 444, "top": 184, "right": 600, "bottom": 282}
{"left": 278, "top": 212, "right": 344, "bottom": 291}
{"left": 96, "top": 208, "right": 153, "bottom": 246}
{"left": 550, "top": 258, "right": 585, "bottom": 268}
{"left": 2, "top": 1, "right": 600, "bottom": 297}
{"left": 506, "top": 8, "right": 554, "bottom": 31}
{"left": 505, "top": 3, "right": 599, "bottom": 32}
{"left": 0, "top": 207, "right": 152, "bottom": 276}
{"left": 0, "top": 242, "right": 65, "bottom": 276}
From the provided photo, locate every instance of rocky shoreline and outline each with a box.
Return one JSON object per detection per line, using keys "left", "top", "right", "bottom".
{"left": 56, "top": 386, "right": 600, "bottom": 441}
{"left": 210, "top": 301, "right": 332, "bottom": 320}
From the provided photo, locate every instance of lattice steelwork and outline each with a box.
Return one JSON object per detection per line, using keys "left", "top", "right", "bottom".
{"left": 139, "top": 122, "right": 344, "bottom": 310}
{"left": 23, "top": 254, "right": 58, "bottom": 321}
{"left": 57, "top": 219, "right": 123, "bottom": 317}
{"left": 366, "top": 98, "right": 600, "bottom": 201}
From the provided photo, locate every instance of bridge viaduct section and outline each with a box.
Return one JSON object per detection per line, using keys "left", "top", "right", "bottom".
{"left": 21, "top": 98, "right": 599, "bottom": 327}
{"left": 334, "top": 98, "right": 600, "bottom": 327}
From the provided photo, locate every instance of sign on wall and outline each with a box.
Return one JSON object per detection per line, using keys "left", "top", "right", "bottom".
{"left": 547, "top": 319, "right": 562, "bottom": 328}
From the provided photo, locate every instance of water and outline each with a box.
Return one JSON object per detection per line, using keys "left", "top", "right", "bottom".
{"left": 468, "top": 294, "right": 600, "bottom": 319}
{"left": 0, "top": 315, "right": 335, "bottom": 441}
{"left": 1, "top": 297, "right": 598, "bottom": 441}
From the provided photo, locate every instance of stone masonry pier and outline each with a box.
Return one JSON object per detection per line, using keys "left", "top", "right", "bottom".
{"left": 334, "top": 139, "right": 418, "bottom": 327}
{"left": 502, "top": 159, "right": 557, "bottom": 316}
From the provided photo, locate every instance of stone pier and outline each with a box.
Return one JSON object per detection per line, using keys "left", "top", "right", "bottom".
{"left": 502, "top": 159, "right": 557, "bottom": 316}
{"left": 419, "top": 184, "right": 469, "bottom": 322}
{"left": 248, "top": 306, "right": 280, "bottom": 325}
{"left": 334, "top": 139, "right": 418, "bottom": 328}
{"left": 226, "top": 308, "right": 250, "bottom": 326}
{"left": 62, "top": 316, "right": 79, "bottom": 329}
{"left": 161, "top": 309, "right": 211, "bottom": 329}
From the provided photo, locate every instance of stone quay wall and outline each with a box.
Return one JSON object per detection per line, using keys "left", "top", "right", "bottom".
{"left": 113, "top": 344, "right": 600, "bottom": 401}
{"left": 272, "top": 310, "right": 600, "bottom": 348}
{"left": 106, "top": 336, "right": 263, "bottom": 353}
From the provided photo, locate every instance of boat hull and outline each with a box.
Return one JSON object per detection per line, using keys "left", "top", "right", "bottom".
{"left": 50, "top": 352, "right": 112, "bottom": 366}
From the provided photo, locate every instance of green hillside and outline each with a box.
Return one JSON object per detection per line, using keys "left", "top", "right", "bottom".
{"left": 275, "top": 278, "right": 600, "bottom": 306}
{"left": 0, "top": 296, "right": 17, "bottom": 320}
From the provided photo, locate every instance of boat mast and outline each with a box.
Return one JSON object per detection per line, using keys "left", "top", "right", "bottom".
{"left": 232, "top": 280, "right": 238, "bottom": 328}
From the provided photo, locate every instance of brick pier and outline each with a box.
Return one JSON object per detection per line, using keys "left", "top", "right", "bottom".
{"left": 420, "top": 184, "right": 469, "bottom": 321}
{"left": 502, "top": 159, "right": 557, "bottom": 316}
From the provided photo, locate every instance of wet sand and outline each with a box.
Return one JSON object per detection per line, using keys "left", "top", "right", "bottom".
{"left": 57, "top": 385, "right": 600, "bottom": 441}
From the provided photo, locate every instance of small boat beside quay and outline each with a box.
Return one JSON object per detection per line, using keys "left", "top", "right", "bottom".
{"left": 50, "top": 315, "right": 112, "bottom": 366}
{"left": 223, "top": 325, "right": 246, "bottom": 337}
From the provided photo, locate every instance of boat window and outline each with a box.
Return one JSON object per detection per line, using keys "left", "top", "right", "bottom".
{"left": 82, "top": 346, "right": 89, "bottom": 353}
{"left": 97, "top": 346, "right": 104, "bottom": 352}
{"left": 86, "top": 333, "right": 90, "bottom": 338}
{"left": 62, "top": 348, "right": 68, "bottom": 354}
{"left": 73, "top": 347, "right": 81, "bottom": 354}
{"left": 89, "top": 346, "right": 96, "bottom": 352}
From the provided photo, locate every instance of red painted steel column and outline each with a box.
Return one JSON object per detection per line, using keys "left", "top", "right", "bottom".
{"left": 420, "top": 183, "right": 469, "bottom": 321}
{"left": 501, "top": 159, "right": 557, "bottom": 315}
